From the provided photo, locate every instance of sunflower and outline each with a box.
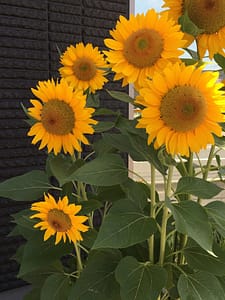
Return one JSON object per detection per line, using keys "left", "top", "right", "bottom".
{"left": 30, "top": 193, "right": 89, "bottom": 245}
{"left": 136, "top": 62, "right": 225, "bottom": 156}
{"left": 27, "top": 78, "right": 97, "bottom": 155}
{"left": 59, "top": 42, "right": 108, "bottom": 93}
{"left": 163, "top": 0, "right": 225, "bottom": 59}
{"left": 104, "top": 9, "right": 185, "bottom": 88}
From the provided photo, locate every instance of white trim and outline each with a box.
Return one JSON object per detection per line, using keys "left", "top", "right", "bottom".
{"left": 129, "top": 0, "right": 135, "bottom": 15}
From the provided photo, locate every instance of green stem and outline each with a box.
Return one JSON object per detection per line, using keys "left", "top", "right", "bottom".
{"left": 74, "top": 242, "right": 83, "bottom": 276}
{"left": 149, "top": 164, "right": 156, "bottom": 263}
{"left": 159, "top": 165, "right": 174, "bottom": 266}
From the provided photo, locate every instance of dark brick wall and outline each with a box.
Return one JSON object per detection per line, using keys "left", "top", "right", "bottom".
{"left": 0, "top": 0, "right": 129, "bottom": 292}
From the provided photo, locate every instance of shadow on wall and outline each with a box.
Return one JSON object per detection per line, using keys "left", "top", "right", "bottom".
{"left": 0, "top": 286, "right": 31, "bottom": 300}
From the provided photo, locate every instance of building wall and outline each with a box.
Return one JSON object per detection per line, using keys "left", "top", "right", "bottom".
{"left": 0, "top": 0, "right": 129, "bottom": 293}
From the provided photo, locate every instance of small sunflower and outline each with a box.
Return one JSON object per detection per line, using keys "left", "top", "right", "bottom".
{"left": 59, "top": 42, "right": 108, "bottom": 92}
{"left": 136, "top": 62, "right": 225, "bottom": 156}
{"left": 27, "top": 78, "right": 97, "bottom": 155}
{"left": 163, "top": 0, "right": 225, "bottom": 59}
{"left": 30, "top": 193, "right": 89, "bottom": 245}
{"left": 104, "top": 9, "right": 185, "bottom": 88}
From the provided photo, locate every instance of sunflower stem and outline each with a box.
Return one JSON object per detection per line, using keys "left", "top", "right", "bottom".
{"left": 159, "top": 165, "right": 174, "bottom": 266}
{"left": 74, "top": 242, "right": 83, "bottom": 276}
{"left": 149, "top": 164, "right": 156, "bottom": 263}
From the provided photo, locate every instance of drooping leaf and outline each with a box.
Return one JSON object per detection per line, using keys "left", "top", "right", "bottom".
{"left": 93, "top": 184, "right": 126, "bottom": 203}
{"left": 92, "top": 199, "right": 157, "bottom": 249}
{"left": 107, "top": 90, "right": 134, "bottom": 104}
{"left": 206, "top": 201, "right": 225, "bottom": 238}
{"left": 66, "top": 154, "right": 128, "bottom": 186}
{"left": 175, "top": 177, "right": 222, "bottom": 199}
{"left": 166, "top": 199, "right": 213, "bottom": 252}
{"left": 41, "top": 273, "right": 72, "bottom": 300}
{"left": 179, "top": 11, "right": 204, "bottom": 37}
{"left": 69, "top": 249, "right": 122, "bottom": 300}
{"left": 0, "top": 170, "right": 52, "bottom": 201}
{"left": 48, "top": 154, "right": 85, "bottom": 186}
{"left": 93, "top": 121, "right": 116, "bottom": 133}
{"left": 178, "top": 271, "right": 225, "bottom": 300}
{"left": 121, "top": 178, "right": 149, "bottom": 210}
{"left": 183, "top": 245, "right": 225, "bottom": 276}
{"left": 115, "top": 256, "right": 167, "bottom": 300}
{"left": 214, "top": 53, "right": 225, "bottom": 70}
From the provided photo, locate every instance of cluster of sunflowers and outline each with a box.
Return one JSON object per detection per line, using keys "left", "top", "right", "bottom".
{"left": 2, "top": 1, "right": 225, "bottom": 299}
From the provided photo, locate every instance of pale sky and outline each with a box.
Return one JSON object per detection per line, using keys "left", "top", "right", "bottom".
{"left": 135, "top": 0, "right": 164, "bottom": 14}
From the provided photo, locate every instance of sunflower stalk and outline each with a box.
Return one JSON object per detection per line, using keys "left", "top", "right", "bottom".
{"left": 149, "top": 163, "right": 156, "bottom": 263}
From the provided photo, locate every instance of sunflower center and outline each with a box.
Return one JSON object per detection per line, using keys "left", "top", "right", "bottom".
{"left": 41, "top": 100, "right": 75, "bottom": 135}
{"left": 160, "top": 86, "right": 207, "bottom": 132}
{"left": 123, "top": 28, "right": 164, "bottom": 68}
{"left": 47, "top": 208, "right": 72, "bottom": 232}
{"left": 73, "top": 57, "right": 97, "bottom": 81}
{"left": 187, "top": 0, "right": 225, "bottom": 34}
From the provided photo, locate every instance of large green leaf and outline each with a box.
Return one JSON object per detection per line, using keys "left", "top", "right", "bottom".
{"left": 115, "top": 256, "right": 167, "bottom": 300}
{"left": 121, "top": 178, "right": 149, "bottom": 210}
{"left": 214, "top": 53, "right": 225, "bottom": 70}
{"left": 206, "top": 201, "right": 225, "bottom": 237}
{"left": 41, "top": 273, "right": 72, "bottom": 300}
{"left": 175, "top": 177, "right": 222, "bottom": 199}
{"left": 66, "top": 154, "right": 128, "bottom": 186}
{"left": 69, "top": 249, "right": 122, "bottom": 300}
{"left": 166, "top": 199, "right": 213, "bottom": 252}
{"left": 48, "top": 154, "right": 85, "bottom": 186}
{"left": 18, "top": 233, "right": 73, "bottom": 277}
{"left": 183, "top": 245, "right": 225, "bottom": 276}
{"left": 179, "top": 11, "right": 204, "bottom": 37}
{"left": 178, "top": 271, "right": 225, "bottom": 300}
{"left": 92, "top": 199, "right": 157, "bottom": 249}
{"left": 0, "top": 170, "right": 51, "bottom": 201}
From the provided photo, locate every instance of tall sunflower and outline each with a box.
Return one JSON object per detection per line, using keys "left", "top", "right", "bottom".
{"left": 104, "top": 9, "right": 185, "bottom": 88}
{"left": 31, "top": 194, "right": 89, "bottom": 245}
{"left": 163, "top": 0, "right": 225, "bottom": 59}
{"left": 59, "top": 42, "right": 108, "bottom": 93}
{"left": 27, "top": 79, "right": 97, "bottom": 155}
{"left": 136, "top": 62, "right": 225, "bottom": 156}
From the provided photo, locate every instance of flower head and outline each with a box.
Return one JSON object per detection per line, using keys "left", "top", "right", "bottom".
{"left": 27, "top": 78, "right": 97, "bottom": 155}
{"left": 59, "top": 42, "right": 108, "bottom": 92}
{"left": 136, "top": 62, "right": 225, "bottom": 156}
{"left": 104, "top": 9, "right": 185, "bottom": 88}
{"left": 163, "top": 0, "right": 225, "bottom": 59}
{"left": 30, "top": 194, "right": 89, "bottom": 245}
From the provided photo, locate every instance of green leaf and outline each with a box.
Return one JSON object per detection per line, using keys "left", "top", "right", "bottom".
{"left": 79, "top": 199, "right": 102, "bottom": 215}
{"left": 93, "top": 121, "right": 116, "bottom": 133}
{"left": 24, "top": 288, "right": 41, "bottom": 300}
{"left": 175, "top": 177, "right": 222, "bottom": 199}
{"left": 214, "top": 53, "right": 225, "bottom": 70}
{"left": 107, "top": 90, "right": 134, "bottom": 104}
{"left": 94, "top": 185, "right": 126, "bottom": 203}
{"left": 166, "top": 199, "right": 213, "bottom": 252}
{"left": 102, "top": 133, "right": 144, "bottom": 161}
{"left": 86, "top": 93, "right": 100, "bottom": 108}
{"left": 41, "top": 273, "right": 72, "bottom": 300}
{"left": 69, "top": 249, "right": 122, "bottom": 300}
{"left": 179, "top": 10, "right": 204, "bottom": 37}
{"left": 92, "top": 199, "right": 157, "bottom": 249}
{"left": 66, "top": 154, "right": 128, "bottom": 186}
{"left": 206, "top": 201, "right": 225, "bottom": 238}
{"left": 183, "top": 245, "right": 225, "bottom": 276}
{"left": 178, "top": 271, "right": 225, "bottom": 300}
{"left": 18, "top": 234, "right": 73, "bottom": 277}
{"left": 121, "top": 178, "right": 149, "bottom": 210}
{"left": 115, "top": 256, "right": 167, "bottom": 300}
{"left": 48, "top": 154, "right": 85, "bottom": 186}
{"left": 0, "top": 170, "right": 51, "bottom": 201}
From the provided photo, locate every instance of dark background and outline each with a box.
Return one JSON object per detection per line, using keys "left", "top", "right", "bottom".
{"left": 0, "top": 0, "right": 129, "bottom": 292}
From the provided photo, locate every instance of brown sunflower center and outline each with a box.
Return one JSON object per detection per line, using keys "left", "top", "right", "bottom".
{"left": 160, "top": 85, "right": 207, "bottom": 132}
{"left": 41, "top": 100, "right": 75, "bottom": 135}
{"left": 47, "top": 208, "right": 72, "bottom": 232}
{"left": 123, "top": 28, "right": 164, "bottom": 68}
{"left": 187, "top": 0, "right": 225, "bottom": 34}
{"left": 73, "top": 57, "right": 97, "bottom": 81}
